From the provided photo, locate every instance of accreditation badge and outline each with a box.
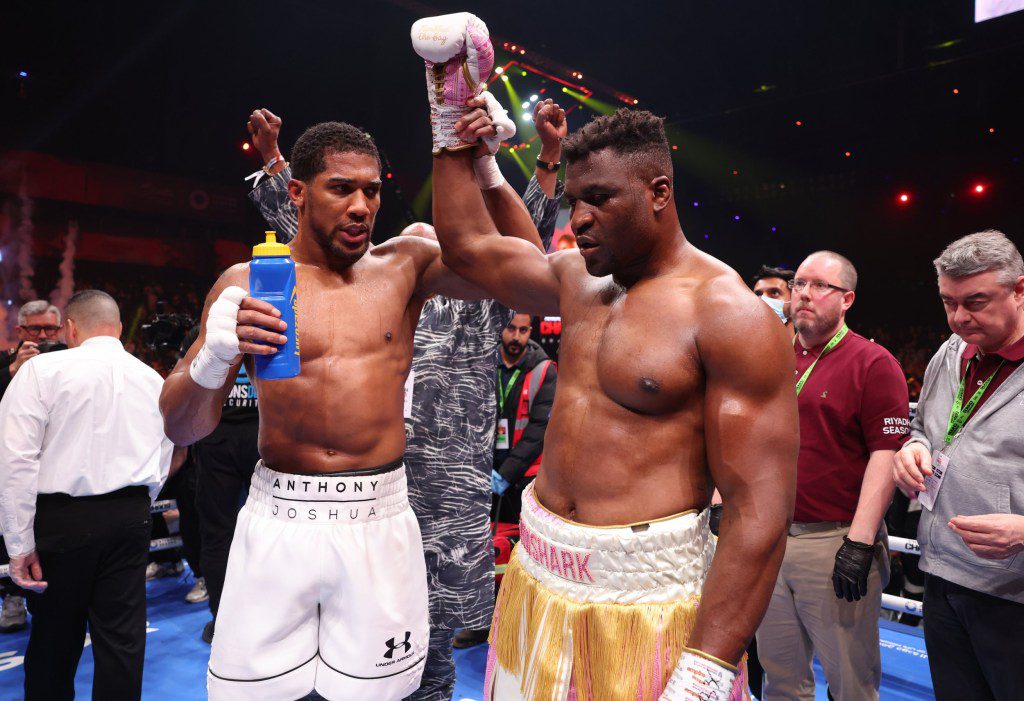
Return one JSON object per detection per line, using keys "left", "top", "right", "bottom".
{"left": 495, "top": 418, "right": 510, "bottom": 450}
{"left": 918, "top": 450, "right": 949, "bottom": 511}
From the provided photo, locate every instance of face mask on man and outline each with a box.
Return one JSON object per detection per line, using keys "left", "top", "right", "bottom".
{"left": 761, "top": 295, "right": 788, "bottom": 324}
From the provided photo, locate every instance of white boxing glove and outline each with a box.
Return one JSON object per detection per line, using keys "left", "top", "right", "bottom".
{"left": 189, "top": 286, "right": 246, "bottom": 390}
{"left": 660, "top": 649, "right": 738, "bottom": 701}
{"left": 411, "top": 12, "right": 494, "bottom": 153}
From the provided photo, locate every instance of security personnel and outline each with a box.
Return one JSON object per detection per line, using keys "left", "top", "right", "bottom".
{"left": 491, "top": 313, "right": 557, "bottom": 523}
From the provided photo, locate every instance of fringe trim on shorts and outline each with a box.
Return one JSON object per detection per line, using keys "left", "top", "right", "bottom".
{"left": 491, "top": 550, "right": 715, "bottom": 701}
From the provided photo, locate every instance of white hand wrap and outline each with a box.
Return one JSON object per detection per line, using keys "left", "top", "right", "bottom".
{"left": 189, "top": 286, "right": 246, "bottom": 390}
{"left": 478, "top": 90, "right": 516, "bottom": 154}
{"left": 660, "top": 650, "right": 737, "bottom": 701}
{"left": 473, "top": 154, "right": 505, "bottom": 190}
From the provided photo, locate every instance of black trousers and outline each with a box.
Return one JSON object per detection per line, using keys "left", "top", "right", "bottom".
{"left": 150, "top": 456, "right": 202, "bottom": 574}
{"left": 25, "top": 487, "right": 151, "bottom": 701}
{"left": 194, "top": 422, "right": 259, "bottom": 618}
{"left": 924, "top": 574, "right": 1024, "bottom": 701}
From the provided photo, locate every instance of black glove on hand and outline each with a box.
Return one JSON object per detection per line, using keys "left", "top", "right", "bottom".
{"left": 708, "top": 504, "right": 723, "bottom": 536}
{"left": 832, "top": 536, "right": 875, "bottom": 602}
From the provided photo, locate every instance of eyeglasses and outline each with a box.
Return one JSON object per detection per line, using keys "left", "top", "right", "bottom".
{"left": 787, "top": 279, "right": 850, "bottom": 295}
{"left": 20, "top": 325, "right": 61, "bottom": 335}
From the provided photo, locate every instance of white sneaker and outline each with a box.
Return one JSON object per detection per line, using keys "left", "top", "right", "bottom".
{"left": 0, "top": 595, "right": 27, "bottom": 633}
{"left": 185, "top": 577, "right": 208, "bottom": 604}
{"left": 146, "top": 560, "right": 184, "bottom": 581}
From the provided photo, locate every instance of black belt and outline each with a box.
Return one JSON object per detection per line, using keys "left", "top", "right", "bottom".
{"left": 37, "top": 485, "right": 149, "bottom": 505}
{"left": 788, "top": 521, "right": 850, "bottom": 536}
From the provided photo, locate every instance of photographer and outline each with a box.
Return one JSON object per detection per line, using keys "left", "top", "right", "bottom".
{"left": 0, "top": 301, "right": 65, "bottom": 635}
{"left": 0, "top": 301, "right": 64, "bottom": 398}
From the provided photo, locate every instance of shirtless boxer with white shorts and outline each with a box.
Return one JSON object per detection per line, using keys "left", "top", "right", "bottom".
{"left": 161, "top": 116, "right": 539, "bottom": 700}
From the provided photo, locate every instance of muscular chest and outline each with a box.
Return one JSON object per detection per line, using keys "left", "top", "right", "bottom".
{"left": 561, "top": 282, "right": 701, "bottom": 415}
{"left": 293, "top": 267, "right": 418, "bottom": 364}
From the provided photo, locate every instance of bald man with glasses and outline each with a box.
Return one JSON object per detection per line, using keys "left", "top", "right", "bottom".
{"left": 755, "top": 251, "right": 910, "bottom": 701}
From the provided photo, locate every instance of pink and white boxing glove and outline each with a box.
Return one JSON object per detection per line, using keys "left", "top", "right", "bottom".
{"left": 660, "top": 649, "right": 739, "bottom": 701}
{"left": 410, "top": 12, "right": 494, "bottom": 154}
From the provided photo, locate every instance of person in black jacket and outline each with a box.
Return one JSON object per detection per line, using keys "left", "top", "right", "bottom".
{"left": 491, "top": 313, "right": 557, "bottom": 524}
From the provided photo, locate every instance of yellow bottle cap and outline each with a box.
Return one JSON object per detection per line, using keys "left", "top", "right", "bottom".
{"left": 253, "top": 231, "right": 291, "bottom": 257}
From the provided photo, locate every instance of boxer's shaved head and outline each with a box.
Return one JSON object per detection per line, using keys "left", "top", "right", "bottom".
{"left": 66, "top": 290, "right": 121, "bottom": 339}
{"left": 564, "top": 109, "right": 672, "bottom": 183}
{"left": 291, "top": 122, "right": 382, "bottom": 182}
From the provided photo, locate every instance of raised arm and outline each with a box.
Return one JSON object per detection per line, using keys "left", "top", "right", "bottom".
{"left": 687, "top": 278, "right": 798, "bottom": 664}
{"left": 433, "top": 151, "right": 561, "bottom": 316}
{"left": 477, "top": 96, "right": 566, "bottom": 252}
{"left": 160, "top": 264, "right": 285, "bottom": 445}
{"left": 246, "top": 108, "right": 299, "bottom": 242}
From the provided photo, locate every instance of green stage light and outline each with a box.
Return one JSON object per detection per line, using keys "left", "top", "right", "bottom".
{"left": 561, "top": 86, "right": 617, "bottom": 115}
{"left": 411, "top": 173, "right": 433, "bottom": 220}
{"left": 501, "top": 145, "right": 534, "bottom": 180}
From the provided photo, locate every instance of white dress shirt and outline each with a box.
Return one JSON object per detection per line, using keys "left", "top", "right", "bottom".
{"left": 0, "top": 336, "right": 172, "bottom": 556}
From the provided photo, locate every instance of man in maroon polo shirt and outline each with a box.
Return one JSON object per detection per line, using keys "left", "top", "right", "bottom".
{"left": 757, "top": 251, "right": 909, "bottom": 701}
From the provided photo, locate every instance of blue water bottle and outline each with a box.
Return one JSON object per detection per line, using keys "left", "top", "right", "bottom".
{"left": 249, "top": 231, "right": 300, "bottom": 379}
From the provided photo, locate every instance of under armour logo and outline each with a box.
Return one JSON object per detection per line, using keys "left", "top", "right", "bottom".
{"left": 820, "top": 390, "right": 828, "bottom": 399}
{"left": 384, "top": 631, "right": 412, "bottom": 659}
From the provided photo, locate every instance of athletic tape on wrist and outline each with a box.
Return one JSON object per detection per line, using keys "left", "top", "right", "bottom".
{"left": 190, "top": 344, "right": 232, "bottom": 390}
{"left": 659, "top": 650, "right": 737, "bottom": 701}
{"left": 189, "top": 286, "right": 246, "bottom": 389}
{"left": 473, "top": 154, "right": 505, "bottom": 190}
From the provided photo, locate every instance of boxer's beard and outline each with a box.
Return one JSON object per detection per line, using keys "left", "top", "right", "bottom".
{"left": 307, "top": 200, "right": 369, "bottom": 269}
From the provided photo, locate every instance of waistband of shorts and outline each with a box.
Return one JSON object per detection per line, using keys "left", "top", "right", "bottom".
{"left": 516, "top": 483, "right": 715, "bottom": 603}
{"left": 245, "top": 460, "right": 409, "bottom": 525}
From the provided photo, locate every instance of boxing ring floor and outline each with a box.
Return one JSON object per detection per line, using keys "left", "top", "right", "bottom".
{"left": 0, "top": 570, "right": 934, "bottom": 700}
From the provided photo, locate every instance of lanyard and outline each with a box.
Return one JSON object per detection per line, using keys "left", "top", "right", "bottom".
{"left": 498, "top": 368, "right": 522, "bottom": 413}
{"left": 794, "top": 324, "right": 849, "bottom": 396}
{"left": 944, "top": 356, "right": 1006, "bottom": 445}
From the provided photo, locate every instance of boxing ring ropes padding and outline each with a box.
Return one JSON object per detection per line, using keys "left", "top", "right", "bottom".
{"left": 0, "top": 500, "right": 183, "bottom": 578}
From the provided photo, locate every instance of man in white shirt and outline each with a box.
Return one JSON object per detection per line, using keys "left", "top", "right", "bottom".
{"left": 0, "top": 290, "right": 173, "bottom": 701}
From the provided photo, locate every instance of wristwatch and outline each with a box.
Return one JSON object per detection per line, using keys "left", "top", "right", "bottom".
{"left": 536, "top": 157, "right": 561, "bottom": 172}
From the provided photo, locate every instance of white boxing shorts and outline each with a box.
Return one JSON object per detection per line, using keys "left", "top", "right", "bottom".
{"left": 207, "top": 459, "right": 428, "bottom": 701}
{"left": 486, "top": 483, "right": 748, "bottom": 701}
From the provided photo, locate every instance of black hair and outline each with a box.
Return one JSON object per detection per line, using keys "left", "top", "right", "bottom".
{"left": 290, "top": 121, "right": 381, "bottom": 182}
{"left": 563, "top": 108, "right": 671, "bottom": 179}
{"left": 751, "top": 265, "right": 795, "bottom": 286}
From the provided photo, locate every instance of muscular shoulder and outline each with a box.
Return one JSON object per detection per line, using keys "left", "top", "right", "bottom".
{"left": 370, "top": 236, "right": 441, "bottom": 276}
{"left": 695, "top": 262, "right": 771, "bottom": 342}
{"left": 693, "top": 258, "right": 792, "bottom": 384}
{"left": 214, "top": 263, "right": 250, "bottom": 293}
